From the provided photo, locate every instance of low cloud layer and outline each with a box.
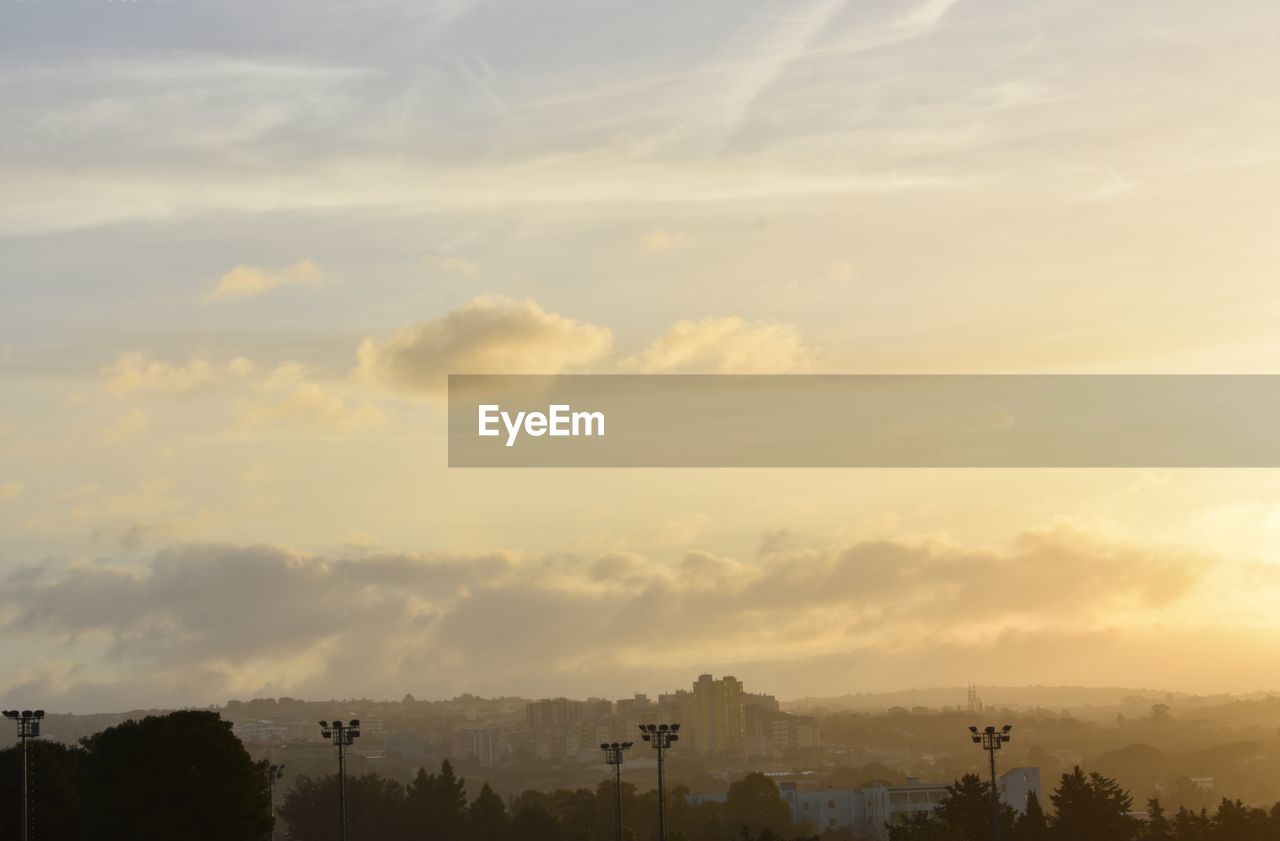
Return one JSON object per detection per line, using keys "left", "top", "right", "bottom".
{"left": 0, "top": 527, "right": 1240, "bottom": 711}
{"left": 356, "top": 297, "right": 818, "bottom": 395}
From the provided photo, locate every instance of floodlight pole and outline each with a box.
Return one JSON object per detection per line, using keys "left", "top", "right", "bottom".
{"left": 969, "top": 724, "right": 1012, "bottom": 841}
{"left": 266, "top": 763, "right": 286, "bottom": 840}
{"left": 320, "top": 720, "right": 361, "bottom": 841}
{"left": 601, "top": 741, "right": 634, "bottom": 841}
{"left": 3, "top": 709, "right": 44, "bottom": 841}
{"left": 639, "top": 723, "right": 679, "bottom": 841}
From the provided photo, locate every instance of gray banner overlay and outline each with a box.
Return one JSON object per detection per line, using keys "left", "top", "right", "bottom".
{"left": 448, "top": 375, "right": 1280, "bottom": 467}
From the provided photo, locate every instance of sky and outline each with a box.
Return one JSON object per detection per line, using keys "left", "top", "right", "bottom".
{"left": 3, "top": 0, "right": 1280, "bottom": 712}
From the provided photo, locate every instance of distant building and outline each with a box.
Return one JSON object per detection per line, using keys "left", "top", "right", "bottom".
{"left": 450, "top": 729, "right": 497, "bottom": 766}
{"left": 744, "top": 704, "right": 821, "bottom": 756}
{"left": 691, "top": 674, "right": 746, "bottom": 756}
{"left": 861, "top": 778, "right": 950, "bottom": 841}
{"left": 691, "top": 774, "right": 971, "bottom": 841}
{"left": 387, "top": 732, "right": 429, "bottom": 761}
{"left": 615, "top": 694, "right": 651, "bottom": 719}
{"left": 231, "top": 720, "right": 286, "bottom": 744}
{"left": 585, "top": 699, "right": 614, "bottom": 721}
{"left": 526, "top": 698, "right": 585, "bottom": 730}
{"left": 779, "top": 782, "right": 864, "bottom": 835}
{"left": 1000, "top": 767, "right": 1042, "bottom": 814}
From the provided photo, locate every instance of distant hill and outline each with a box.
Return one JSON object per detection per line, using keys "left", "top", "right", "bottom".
{"left": 781, "top": 686, "right": 1278, "bottom": 719}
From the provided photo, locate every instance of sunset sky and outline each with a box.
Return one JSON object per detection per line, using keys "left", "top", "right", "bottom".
{"left": 3, "top": 0, "right": 1280, "bottom": 711}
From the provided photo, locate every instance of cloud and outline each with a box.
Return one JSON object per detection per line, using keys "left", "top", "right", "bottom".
{"left": 826, "top": 260, "right": 855, "bottom": 283}
{"left": 621, "top": 316, "right": 817, "bottom": 373}
{"left": 100, "top": 407, "right": 150, "bottom": 443}
{"left": 428, "top": 255, "right": 480, "bottom": 276}
{"left": 22, "top": 479, "right": 209, "bottom": 551}
{"left": 0, "top": 481, "right": 24, "bottom": 504}
{"left": 641, "top": 229, "right": 676, "bottom": 252}
{"left": 208, "top": 259, "right": 324, "bottom": 301}
{"left": 102, "top": 352, "right": 218, "bottom": 398}
{"left": 227, "top": 357, "right": 255, "bottom": 377}
{"left": 0, "top": 527, "right": 1232, "bottom": 708}
{"left": 237, "top": 363, "right": 385, "bottom": 432}
{"left": 357, "top": 295, "right": 613, "bottom": 394}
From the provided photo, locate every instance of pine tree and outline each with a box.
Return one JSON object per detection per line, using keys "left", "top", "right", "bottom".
{"left": 468, "top": 783, "right": 509, "bottom": 841}
{"left": 1049, "top": 767, "right": 1136, "bottom": 841}
{"left": 1144, "top": 798, "right": 1171, "bottom": 841}
{"left": 1014, "top": 791, "right": 1049, "bottom": 841}
{"left": 436, "top": 759, "right": 469, "bottom": 838}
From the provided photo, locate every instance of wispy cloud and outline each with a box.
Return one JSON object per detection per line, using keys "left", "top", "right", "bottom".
{"left": 208, "top": 259, "right": 325, "bottom": 301}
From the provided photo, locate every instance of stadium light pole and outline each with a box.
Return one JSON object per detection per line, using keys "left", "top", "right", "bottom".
{"left": 601, "top": 741, "right": 634, "bottom": 841}
{"left": 639, "top": 723, "right": 679, "bottom": 841}
{"left": 266, "top": 763, "right": 286, "bottom": 840}
{"left": 3, "top": 709, "right": 44, "bottom": 841}
{"left": 969, "top": 724, "right": 1012, "bottom": 841}
{"left": 320, "top": 720, "right": 360, "bottom": 841}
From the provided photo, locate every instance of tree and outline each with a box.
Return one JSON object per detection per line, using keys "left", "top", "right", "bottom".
{"left": 1143, "top": 799, "right": 1171, "bottom": 841}
{"left": 935, "top": 773, "right": 1015, "bottom": 841}
{"left": 468, "top": 783, "right": 509, "bottom": 840}
{"left": 279, "top": 772, "right": 409, "bottom": 841}
{"left": 510, "top": 801, "right": 562, "bottom": 841}
{"left": 406, "top": 760, "right": 468, "bottom": 839}
{"left": 725, "top": 773, "right": 793, "bottom": 839}
{"left": 0, "top": 740, "right": 87, "bottom": 840}
{"left": 1049, "top": 767, "right": 1137, "bottom": 841}
{"left": 887, "top": 811, "right": 956, "bottom": 841}
{"left": 1171, "top": 807, "right": 1209, "bottom": 841}
{"left": 1014, "top": 792, "right": 1049, "bottom": 841}
{"left": 680, "top": 798, "right": 734, "bottom": 841}
{"left": 82, "top": 710, "right": 271, "bottom": 841}
{"left": 1209, "top": 798, "right": 1269, "bottom": 841}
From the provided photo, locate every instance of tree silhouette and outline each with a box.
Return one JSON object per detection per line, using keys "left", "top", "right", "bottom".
{"left": 1014, "top": 791, "right": 1049, "bottom": 841}
{"left": 279, "top": 772, "right": 408, "bottom": 841}
{"left": 467, "top": 782, "right": 508, "bottom": 840}
{"left": 935, "top": 773, "right": 1015, "bottom": 841}
{"left": 0, "top": 739, "right": 87, "bottom": 840}
{"left": 1209, "top": 798, "right": 1270, "bottom": 841}
{"left": 509, "top": 801, "right": 562, "bottom": 841}
{"left": 1049, "top": 767, "right": 1135, "bottom": 841}
{"left": 725, "top": 772, "right": 793, "bottom": 839}
{"left": 1144, "top": 798, "right": 1171, "bottom": 841}
{"left": 82, "top": 710, "right": 271, "bottom": 841}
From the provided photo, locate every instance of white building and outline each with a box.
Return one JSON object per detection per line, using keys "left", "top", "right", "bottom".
{"left": 861, "top": 779, "right": 950, "bottom": 841}
{"left": 1000, "top": 767, "right": 1043, "bottom": 814}
{"left": 692, "top": 769, "right": 1040, "bottom": 841}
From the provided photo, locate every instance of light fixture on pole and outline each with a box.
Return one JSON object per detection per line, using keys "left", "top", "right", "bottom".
{"left": 969, "top": 724, "right": 1012, "bottom": 841}
{"left": 638, "top": 723, "right": 679, "bottom": 841}
{"left": 320, "top": 720, "right": 360, "bottom": 841}
{"left": 600, "top": 741, "right": 634, "bottom": 841}
{"left": 266, "top": 763, "right": 286, "bottom": 841}
{"left": 3, "top": 709, "right": 45, "bottom": 841}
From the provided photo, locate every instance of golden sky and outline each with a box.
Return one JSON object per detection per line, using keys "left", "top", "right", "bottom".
{"left": 2, "top": 0, "right": 1280, "bottom": 710}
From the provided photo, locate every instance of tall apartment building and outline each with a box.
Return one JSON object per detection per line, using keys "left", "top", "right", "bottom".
{"left": 526, "top": 697, "right": 585, "bottom": 730}
{"left": 691, "top": 673, "right": 746, "bottom": 756}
